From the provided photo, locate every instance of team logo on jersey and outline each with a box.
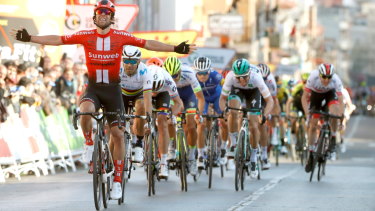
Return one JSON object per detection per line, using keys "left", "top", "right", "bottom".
{"left": 140, "top": 68, "right": 148, "bottom": 75}
{"left": 88, "top": 52, "right": 120, "bottom": 59}
{"left": 172, "top": 86, "right": 177, "bottom": 92}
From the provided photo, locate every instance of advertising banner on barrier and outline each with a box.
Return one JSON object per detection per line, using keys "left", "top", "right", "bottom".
{"left": 133, "top": 30, "right": 198, "bottom": 59}
{"left": 180, "top": 47, "right": 236, "bottom": 70}
{"left": 0, "top": 0, "right": 66, "bottom": 65}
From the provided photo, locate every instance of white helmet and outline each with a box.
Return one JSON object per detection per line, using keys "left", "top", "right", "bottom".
{"left": 149, "top": 66, "right": 165, "bottom": 92}
{"left": 122, "top": 45, "right": 141, "bottom": 60}
{"left": 318, "top": 63, "right": 335, "bottom": 77}
{"left": 193, "top": 56, "right": 211, "bottom": 72}
{"left": 257, "top": 63, "right": 270, "bottom": 78}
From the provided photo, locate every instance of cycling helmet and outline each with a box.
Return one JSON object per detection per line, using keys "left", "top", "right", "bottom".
{"left": 122, "top": 45, "right": 141, "bottom": 60}
{"left": 232, "top": 58, "right": 250, "bottom": 76}
{"left": 288, "top": 79, "right": 296, "bottom": 88}
{"left": 146, "top": 57, "right": 164, "bottom": 67}
{"left": 301, "top": 72, "right": 310, "bottom": 82}
{"left": 318, "top": 63, "right": 334, "bottom": 76}
{"left": 164, "top": 56, "right": 181, "bottom": 76}
{"left": 149, "top": 66, "right": 165, "bottom": 92}
{"left": 94, "top": 0, "right": 115, "bottom": 14}
{"left": 193, "top": 57, "right": 211, "bottom": 72}
{"left": 257, "top": 63, "right": 270, "bottom": 78}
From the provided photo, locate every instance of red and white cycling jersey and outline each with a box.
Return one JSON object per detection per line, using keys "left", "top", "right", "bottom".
{"left": 305, "top": 69, "right": 343, "bottom": 95}
{"left": 61, "top": 29, "right": 146, "bottom": 84}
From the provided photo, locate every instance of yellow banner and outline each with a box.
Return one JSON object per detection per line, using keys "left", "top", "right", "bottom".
{"left": 0, "top": 0, "right": 65, "bottom": 65}
{"left": 133, "top": 30, "right": 198, "bottom": 59}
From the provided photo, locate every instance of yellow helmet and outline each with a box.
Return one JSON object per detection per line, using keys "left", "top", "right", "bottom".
{"left": 164, "top": 56, "right": 181, "bottom": 76}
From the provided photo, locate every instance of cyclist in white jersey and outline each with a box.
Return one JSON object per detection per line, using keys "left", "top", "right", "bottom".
{"left": 147, "top": 64, "right": 184, "bottom": 178}
{"left": 219, "top": 59, "right": 274, "bottom": 178}
{"left": 164, "top": 56, "right": 205, "bottom": 176}
{"left": 257, "top": 63, "right": 279, "bottom": 170}
{"left": 302, "top": 63, "right": 344, "bottom": 172}
{"left": 119, "top": 46, "right": 154, "bottom": 163}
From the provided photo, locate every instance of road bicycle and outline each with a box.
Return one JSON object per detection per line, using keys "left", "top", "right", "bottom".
{"left": 201, "top": 113, "right": 224, "bottom": 189}
{"left": 168, "top": 112, "right": 189, "bottom": 192}
{"left": 73, "top": 109, "right": 122, "bottom": 210}
{"left": 227, "top": 107, "right": 262, "bottom": 191}
{"left": 309, "top": 110, "right": 342, "bottom": 182}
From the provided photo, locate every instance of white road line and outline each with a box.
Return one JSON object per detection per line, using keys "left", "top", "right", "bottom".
{"left": 228, "top": 167, "right": 299, "bottom": 211}
{"left": 345, "top": 115, "right": 361, "bottom": 139}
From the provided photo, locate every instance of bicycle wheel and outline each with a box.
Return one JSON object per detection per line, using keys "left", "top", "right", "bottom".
{"left": 309, "top": 154, "right": 316, "bottom": 182}
{"left": 257, "top": 151, "right": 261, "bottom": 180}
{"left": 146, "top": 133, "right": 154, "bottom": 196}
{"left": 92, "top": 136, "right": 102, "bottom": 210}
{"left": 177, "top": 130, "right": 188, "bottom": 192}
{"left": 317, "top": 161, "right": 323, "bottom": 181}
{"left": 102, "top": 141, "right": 111, "bottom": 208}
{"left": 208, "top": 128, "right": 216, "bottom": 189}
{"left": 297, "top": 125, "right": 304, "bottom": 166}
{"left": 235, "top": 130, "right": 245, "bottom": 191}
{"left": 119, "top": 134, "right": 130, "bottom": 205}
{"left": 275, "top": 127, "right": 280, "bottom": 166}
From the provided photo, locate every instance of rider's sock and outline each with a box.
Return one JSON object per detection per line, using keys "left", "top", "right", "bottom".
{"left": 83, "top": 131, "right": 93, "bottom": 146}
{"left": 308, "top": 145, "right": 315, "bottom": 152}
{"left": 135, "top": 136, "right": 143, "bottom": 147}
{"left": 198, "top": 148, "right": 204, "bottom": 158}
{"left": 221, "top": 140, "right": 228, "bottom": 149}
{"left": 114, "top": 160, "right": 124, "bottom": 183}
{"left": 188, "top": 146, "right": 196, "bottom": 160}
{"left": 229, "top": 132, "right": 238, "bottom": 146}
{"left": 261, "top": 146, "right": 268, "bottom": 160}
{"left": 250, "top": 148, "right": 258, "bottom": 163}
{"left": 169, "top": 138, "right": 175, "bottom": 149}
{"left": 160, "top": 154, "right": 168, "bottom": 165}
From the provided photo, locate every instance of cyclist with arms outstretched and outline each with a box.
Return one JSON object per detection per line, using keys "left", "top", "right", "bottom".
{"left": 12, "top": 0, "right": 195, "bottom": 200}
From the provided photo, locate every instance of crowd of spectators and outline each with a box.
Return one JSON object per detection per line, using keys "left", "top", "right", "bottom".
{"left": 0, "top": 55, "right": 88, "bottom": 124}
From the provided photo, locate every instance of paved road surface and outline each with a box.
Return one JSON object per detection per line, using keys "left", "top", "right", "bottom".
{"left": 0, "top": 115, "right": 374, "bottom": 211}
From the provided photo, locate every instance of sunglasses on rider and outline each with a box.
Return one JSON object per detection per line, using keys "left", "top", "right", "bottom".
{"left": 172, "top": 72, "right": 181, "bottom": 79}
{"left": 95, "top": 8, "right": 112, "bottom": 16}
{"left": 235, "top": 75, "right": 249, "bottom": 80}
{"left": 320, "top": 74, "right": 332, "bottom": 80}
{"left": 197, "top": 71, "right": 209, "bottom": 76}
{"left": 123, "top": 59, "right": 138, "bottom": 65}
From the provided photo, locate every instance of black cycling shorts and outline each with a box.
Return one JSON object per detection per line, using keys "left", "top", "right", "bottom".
{"left": 80, "top": 83, "right": 124, "bottom": 127}
{"left": 122, "top": 92, "right": 143, "bottom": 114}
{"left": 309, "top": 89, "right": 338, "bottom": 112}
{"left": 152, "top": 91, "right": 170, "bottom": 110}
{"left": 229, "top": 87, "right": 262, "bottom": 109}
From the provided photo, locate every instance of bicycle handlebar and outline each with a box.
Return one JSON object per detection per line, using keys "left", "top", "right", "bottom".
{"left": 72, "top": 110, "right": 123, "bottom": 130}
{"left": 226, "top": 106, "right": 262, "bottom": 114}
{"left": 310, "top": 110, "right": 343, "bottom": 120}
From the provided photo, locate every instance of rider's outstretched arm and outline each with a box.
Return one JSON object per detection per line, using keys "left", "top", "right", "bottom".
{"left": 11, "top": 28, "right": 63, "bottom": 45}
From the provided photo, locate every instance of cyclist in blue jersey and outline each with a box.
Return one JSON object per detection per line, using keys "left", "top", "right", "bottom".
{"left": 194, "top": 57, "right": 229, "bottom": 168}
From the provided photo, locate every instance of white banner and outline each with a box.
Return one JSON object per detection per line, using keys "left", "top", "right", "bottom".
{"left": 64, "top": 4, "right": 138, "bottom": 34}
{"left": 208, "top": 14, "right": 244, "bottom": 35}
{"left": 180, "top": 47, "right": 236, "bottom": 70}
